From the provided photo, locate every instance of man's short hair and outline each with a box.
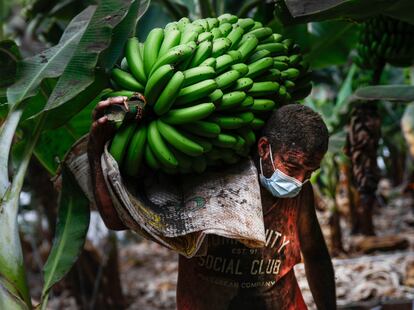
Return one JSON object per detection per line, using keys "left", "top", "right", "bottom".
{"left": 262, "top": 104, "right": 329, "bottom": 157}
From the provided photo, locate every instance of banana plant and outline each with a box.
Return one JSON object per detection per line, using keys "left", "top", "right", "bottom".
{"left": 0, "top": 0, "right": 150, "bottom": 308}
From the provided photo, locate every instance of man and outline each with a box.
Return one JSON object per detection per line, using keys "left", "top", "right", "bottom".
{"left": 88, "top": 98, "right": 336, "bottom": 310}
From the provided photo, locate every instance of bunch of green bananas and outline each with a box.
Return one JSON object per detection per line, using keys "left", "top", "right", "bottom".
{"left": 355, "top": 15, "right": 414, "bottom": 69}
{"left": 107, "top": 14, "right": 312, "bottom": 176}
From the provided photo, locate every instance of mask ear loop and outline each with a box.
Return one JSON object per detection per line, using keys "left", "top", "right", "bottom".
{"left": 260, "top": 143, "right": 275, "bottom": 176}
{"left": 268, "top": 144, "right": 276, "bottom": 170}
{"left": 259, "top": 157, "right": 264, "bottom": 175}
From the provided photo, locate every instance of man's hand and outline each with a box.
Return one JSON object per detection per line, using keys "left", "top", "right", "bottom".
{"left": 88, "top": 96, "right": 129, "bottom": 230}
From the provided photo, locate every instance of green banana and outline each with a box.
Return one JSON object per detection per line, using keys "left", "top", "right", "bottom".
{"left": 207, "top": 17, "right": 219, "bottom": 30}
{"left": 274, "top": 56, "right": 289, "bottom": 62}
{"left": 193, "top": 19, "right": 208, "bottom": 31}
{"left": 250, "top": 99, "right": 276, "bottom": 112}
{"left": 208, "top": 114, "right": 245, "bottom": 129}
{"left": 215, "top": 69, "right": 241, "bottom": 89}
{"left": 143, "top": 28, "right": 164, "bottom": 76}
{"left": 212, "top": 37, "right": 232, "bottom": 57}
{"left": 281, "top": 68, "right": 301, "bottom": 80}
{"left": 237, "top": 18, "right": 255, "bottom": 31}
{"left": 125, "top": 37, "right": 147, "bottom": 84}
{"left": 284, "top": 80, "right": 295, "bottom": 90}
{"left": 177, "top": 41, "right": 197, "bottom": 71}
{"left": 111, "top": 68, "right": 144, "bottom": 92}
{"left": 227, "top": 50, "right": 243, "bottom": 62}
{"left": 288, "top": 54, "right": 302, "bottom": 66}
{"left": 231, "top": 63, "right": 249, "bottom": 76}
{"left": 165, "top": 22, "right": 178, "bottom": 32}
{"left": 211, "top": 133, "right": 237, "bottom": 148}
{"left": 273, "top": 61, "right": 289, "bottom": 71}
{"left": 158, "top": 29, "right": 181, "bottom": 57}
{"left": 261, "top": 33, "right": 283, "bottom": 44}
{"left": 219, "top": 23, "right": 233, "bottom": 36}
{"left": 161, "top": 102, "right": 216, "bottom": 124}
{"left": 238, "top": 35, "right": 259, "bottom": 61}
{"left": 145, "top": 143, "right": 161, "bottom": 170}
{"left": 208, "top": 89, "right": 224, "bottom": 103}
{"left": 245, "top": 27, "right": 272, "bottom": 42}
{"left": 144, "top": 64, "right": 174, "bottom": 105}
{"left": 157, "top": 120, "right": 204, "bottom": 156}
{"left": 215, "top": 54, "right": 235, "bottom": 73}
{"left": 256, "top": 43, "right": 287, "bottom": 55}
{"left": 218, "top": 14, "right": 238, "bottom": 24}
{"left": 217, "top": 91, "right": 246, "bottom": 110}
{"left": 153, "top": 71, "right": 185, "bottom": 116}
{"left": 247, "top": 49, "right": 271, "bottom": 64}
{"left": 227, "top": 26, "right": 245, "bottom": 49}
{"left": 199, "top": 57, "right": 216, "bottom": 68}
{"left": 250, "top": 117, "right": 265, "bottom": 130}
{"left": 180, "top": 30, "right": 199, "bottom": 44}
{"left": 234, "top": 95, "right": 254, "bottom": 111}
{"left": 124, "top": 125, "right": 147, "bottom": 176}
{"left": 184, "top": 23, "right": 204, "bottom": 34}
{"left": 246, "top": 57, "right": 274, "bottom": 79}
{"left": 235, "top": 111, "right": 254, "bottom": 124}
{"left": 211, "top": 28, "right": 223, "bottom": 39}
{"left": 282, "top": 38, "right": 294, "bottom": 51}
{"left": 232, "top": 77, "right": 253, "bottom": 91}
{"left": 233, "top": 135, "right": 246, "bottom": 151}
{"left": 109, "top": 122, "right": 137, "bottom": 164}
{"left": 175, "top": 79, "right": 217, "bottom": 105}
{"left": 177, "top": 17, "right": 191, "bottom": 32}
{"left": 256, "top": 68, "right": 281, "bottom": 82}
{"left": 182, "top": 66, "right": 216, "bottom": 87}
{"left": 150, "top": 43, "right": 194, "bottom": 76}
{"left": 198, "top": 31, "right": 213, "bottom": 43}
{"left": 147, "top": 120, "right": 178, "bottom": 168}
{"left": 237, "top": 127, "right": 256, "bottom": 146}
{"left": 189, "top": 41, "right": 212, "bottom": 67}
{"left": 248, "top": 81, "right": 280, "bottom": 97}
{"left": 180, "top": 120, "right": 221, "bottom": 138}
{"left": 250, "top": 21, "right": 263, "bottom": 31}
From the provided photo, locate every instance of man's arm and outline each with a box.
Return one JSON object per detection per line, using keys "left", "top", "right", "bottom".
{"left": 87, "top": 97, "right": 128, "bottom": 230}
{"left": 298, "top": 183, "right": 336, "bottom": 310}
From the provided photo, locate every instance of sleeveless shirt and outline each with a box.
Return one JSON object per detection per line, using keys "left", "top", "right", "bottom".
{"left": 176, "top": 183, "right": 312, "bottom": 310}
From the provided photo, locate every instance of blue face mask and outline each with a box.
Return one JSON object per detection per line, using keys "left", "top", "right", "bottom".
{"left": 259, "top": 145, "right": 308, "bottom": 198}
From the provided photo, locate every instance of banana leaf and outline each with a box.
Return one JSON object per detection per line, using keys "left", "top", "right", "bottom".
{"left": 281, "top": 0, "right": 414, "bottom": 25}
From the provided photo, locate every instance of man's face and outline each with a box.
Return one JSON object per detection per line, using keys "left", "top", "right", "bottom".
{"left": 257, "top": 137, "right": 323, "bottom": 182}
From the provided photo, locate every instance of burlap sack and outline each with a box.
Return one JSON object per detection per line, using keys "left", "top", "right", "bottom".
{"left": 65, "top": 135, "right": 266, "bottom": 257}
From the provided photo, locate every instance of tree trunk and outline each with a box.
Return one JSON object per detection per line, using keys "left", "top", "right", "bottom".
{"left": 345, "top": 103, "right": 381, "bottom": 235}
{"left": 328, "top": 207, "right": 344, "bottom": 256}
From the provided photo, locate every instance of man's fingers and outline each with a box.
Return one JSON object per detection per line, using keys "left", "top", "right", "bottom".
{"left": 92, "top": 96, "right": 128, "bottom": 121}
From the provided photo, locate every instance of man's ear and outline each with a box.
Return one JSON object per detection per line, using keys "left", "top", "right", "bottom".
{"left": 257, "top": 137, "right": 270, "bottom": 159}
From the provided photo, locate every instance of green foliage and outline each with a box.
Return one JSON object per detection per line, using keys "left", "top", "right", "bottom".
{"left": 0, "top": 0, "right": 150, "bottom": 308}
{"left": 279, "top": 0, "right": 414, "bottom": 26}
{"left": 6, "top": 7, "right": 94, "bottom": 109}
{"left": 41, "top": 166, "right": 90, "bottom": 304}
{"left": 0, "top": 40, "right": 20, "bottom": 88}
